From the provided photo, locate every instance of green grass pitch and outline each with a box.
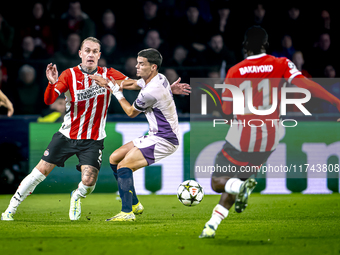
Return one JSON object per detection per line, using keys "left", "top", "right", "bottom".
{"left": 1, "top": 193, "right": 340, "bottom": 255}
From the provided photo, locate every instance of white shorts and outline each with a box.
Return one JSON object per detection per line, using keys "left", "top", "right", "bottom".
{"left": 133, "top": 135, "right": 179, "bottom": 165}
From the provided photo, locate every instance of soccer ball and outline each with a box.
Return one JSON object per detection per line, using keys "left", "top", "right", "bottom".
{"left": 177, "top": 180, "right": 204, "bottom": 206}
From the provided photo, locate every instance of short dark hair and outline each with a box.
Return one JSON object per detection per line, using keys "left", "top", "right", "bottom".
{"left": 138, "top": 48, "right": 163, "bottom": 70}
{"left": 243, "top": 26, "right": 269, "bottom": 54}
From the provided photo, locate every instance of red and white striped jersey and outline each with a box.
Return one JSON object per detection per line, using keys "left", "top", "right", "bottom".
{"left": 50, "top": 65, "right": 127, "bottom": 140}
{"left": 222, "top": 53, "right": 303, "bottom": 152}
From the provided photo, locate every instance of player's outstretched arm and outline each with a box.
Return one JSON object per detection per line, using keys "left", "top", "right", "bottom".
{"left": 0, "top": 90, "right": 14, "bottom": 117}
{"left": 292, "top": 76, "right": 340, "bottom": 113}
{"left": 170, "top": 77, "right": 191, "bottom": 95}
{"left": 91, "top": 76, "right": 141, "bottom": 118}
{"left": 109, "top": 78, "right": 141, "bottom": 118}
{"left": 120, "top": 79, "right": 140, "bottom": 90}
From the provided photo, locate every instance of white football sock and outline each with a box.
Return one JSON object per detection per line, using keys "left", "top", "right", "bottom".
{"left": 225, "top": 178, "right": 244, "bottom": 195}
{"left": 72, "top": 182, "right": 96, "bottom": 200}
{"left": 206, "top": 204, "right": 229, "bottom": 230}
{"left": 5, "top": 168, "right": 46, "bottom": 214}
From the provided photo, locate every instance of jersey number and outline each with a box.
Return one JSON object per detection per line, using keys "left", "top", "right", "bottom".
{"left": 239, "top": 79, "right": 272, "bottom": 114}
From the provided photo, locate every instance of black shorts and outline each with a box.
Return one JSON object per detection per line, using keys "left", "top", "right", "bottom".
{"left": 212, "top": 141, "right": 273, "bottom": 180}
{"left": 41, "top": 132, "right": 104, "bottom": 171}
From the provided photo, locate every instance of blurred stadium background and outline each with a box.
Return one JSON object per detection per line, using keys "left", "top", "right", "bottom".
{"left": 0, "top": 0, "right": 339, "bottom": 195}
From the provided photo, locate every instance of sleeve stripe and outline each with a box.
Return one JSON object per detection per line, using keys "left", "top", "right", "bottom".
{"left": 54, "top": 88, "right": 61, "bottom": 95}
{"left": 288, "top": 71, "right": 302, "bottom": 83}
{"left": 133, "top": 101, "right": 145, "bottom": 112}
{"left": 222, "top": 97, "right": 233, "bottom": 101}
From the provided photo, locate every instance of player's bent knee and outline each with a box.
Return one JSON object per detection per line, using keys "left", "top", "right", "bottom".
{"left": 109, "top": 152, "right": 119, "bottom": 165}
{"left": 109, "top": 149, "right": 127, "bottom": 165}
{"left": 81, "top": 165, "right": 99, "bottom": 186}
{"left": 211, "top": 177, "right": 225, "bottom": 193}
{"left": 36, "top": 160, "right": 56, "bottom": 176}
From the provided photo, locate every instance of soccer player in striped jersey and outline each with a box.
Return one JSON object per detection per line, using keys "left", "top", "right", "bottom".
{"left": 91, "top": 48, "right": 179, "bottom": 221}
{"left": 1, "top": 38, "right": 190, "bottom": 221}
{"left": 199, "top": 26, "right": 340, "bottom": 238}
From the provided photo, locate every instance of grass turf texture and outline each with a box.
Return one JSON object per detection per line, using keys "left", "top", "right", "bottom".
{"left": 0, "top": 193, "right": 340, "bottom": 255}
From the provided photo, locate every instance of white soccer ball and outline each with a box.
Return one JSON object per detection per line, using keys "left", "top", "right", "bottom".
{"left": 177, "top": 180, "right": 204, "bottom": 206}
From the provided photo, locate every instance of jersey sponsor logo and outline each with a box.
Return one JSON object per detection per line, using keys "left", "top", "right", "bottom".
{"left": 75, "top": 85, "right": 106, "bottom": 101}
{"left": 239, "top": 65, "right": 273, "bottom": 75}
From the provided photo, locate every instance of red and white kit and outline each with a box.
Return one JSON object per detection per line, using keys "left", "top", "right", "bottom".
{"left": 45, "top": 65, "right": 128, "bottom": 140}
{"left": 222, "top": 53, "right": 303, "bottom": 153}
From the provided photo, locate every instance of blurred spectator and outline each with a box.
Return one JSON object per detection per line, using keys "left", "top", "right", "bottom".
{"left": 96, "top": 9, "right": 120, "bottom": 40}
{"left": 58, "top": 1, "right": 95, "bottom": 49}
{"left": 207, "top": 67, "right": 221, "bottom": 79}
{"left": 245, "top": 3, "right": 275, "bottom": 50}
{"left": 138, "top": 29, "right": 170, "bottom": 59}
{"left": 100, "top": 34, "right": 125, "bottom": 66}
{"left": 18, "top": 2, "right": 54, "bottom": 56}
{"left": 53, "top": 33, "right": 81, "bottom": 72}
{"left": 13, "top": 36, "right": 49, "bottom": 61}
{"left": 123, "top": 57, "right": 138, "bottom": 79}
{"left": 0, "top": 13, "right": 15, "bottom": 58}
{"left": 38, "top": 95, "right": 66, "bottom": 122}
{"left": 315, "top": 9, "right": 339, "bottom": 47}
{"left": 287, "top": 51, "right": 312, "bottom": 113}
{"left": 164, "top": 68, "right": 179, "bottom": 84}
{"left": 164, "top": 45, "right": 192, "bottom": 81}
{"left": 209, "top": 1, "right": 237, "bottom": 50}
{"left": 271, "top": 35, "right": 296, "bottom": 60}
{"left": 323, "top": 65, "right": 336, "bottom": 78}
{"left": 171, "top": 45, "right": 189, "bottom": 66}
{"left": 11, "top": 65, "right": 43, "bottom": 115}
{"left": 253, "top": 3, "right": 266, "bottom": 25}
{"left": 320, "top": 9, "right": 331, "bottom": 31}
{"left": 308, "top": 32, "right": 337, "bottom": 77}
{"left": 201, "top": 33, "right": 236, "bottom": 76}
{"left": 171, "top": 1, "right": 210, "bottom": 53}
{"left": 280, "top": 4, "right": 310, "bottom": 51}
{"left": 292, "top": 51, "right": 312, "bottom": 78}
{"left": 0, "top": 59, "right": 8, "bottom": 88}
{"left": 133, "top": 0, "right": 167, "bottom": 44}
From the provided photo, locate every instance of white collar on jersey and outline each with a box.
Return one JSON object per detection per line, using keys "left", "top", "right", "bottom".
{"left": 246, "top": 53, "right": 267, "bottom": 60}
{"left": 78, "top": 65, "right": 98, "bottom": 75}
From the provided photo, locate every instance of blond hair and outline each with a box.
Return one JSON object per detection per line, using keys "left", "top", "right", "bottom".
{"left": 80, "top": 37, "right": 101, "bottom": 50}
